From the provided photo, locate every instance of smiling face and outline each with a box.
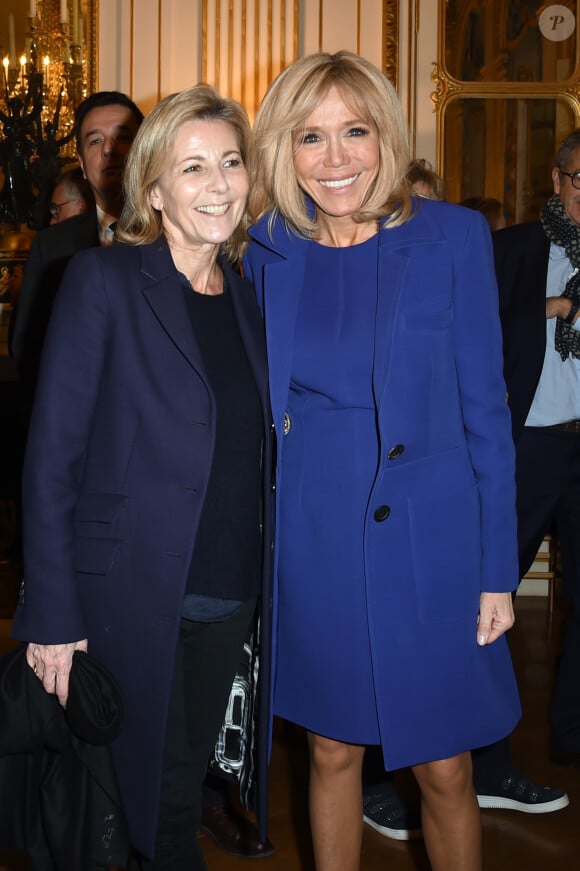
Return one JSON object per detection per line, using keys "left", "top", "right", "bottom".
{"left": 78, "top": 104, "right": 140, "bottom": 214}
{"left": 552, "top": 146, "right": 580, "bottom": 226}
{"left": 149, "top": 119, "right": 249, "bottom": 258}
{"left": 292, "top": 85, "right": 380, "bottom": 242}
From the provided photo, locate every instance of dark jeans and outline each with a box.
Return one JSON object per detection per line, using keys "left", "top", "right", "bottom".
{"left": 516, "top": 428, "right": 580, "bottom": 750}
{"left": 132, "top": 598, "right": 257, "bottom": 871}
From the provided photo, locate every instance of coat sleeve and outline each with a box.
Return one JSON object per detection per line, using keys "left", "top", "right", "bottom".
{"left": 492, "top": 227, "right": 522, "bottom": 314}
{"left": 8, "top": 232, "right": 59, "bottom": 385}
{"left": 451, "top": 211, "right": 519, "bottom": 593}
{"left": 11, "top": 248, "right": 111, "bottom": 644}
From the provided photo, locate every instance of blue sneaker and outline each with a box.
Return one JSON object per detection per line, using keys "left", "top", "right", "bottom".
{"left": 363, "top": 782, "right": 422, "bottom": 841}
{"left": 476, "top": 771, "right": 569, "bottom": 814}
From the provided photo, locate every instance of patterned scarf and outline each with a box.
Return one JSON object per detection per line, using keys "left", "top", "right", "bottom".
{"left": 541, "top": 194, "right": 580, "bottom": 360}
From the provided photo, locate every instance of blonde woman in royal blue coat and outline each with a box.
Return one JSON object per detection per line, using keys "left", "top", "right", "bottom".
{"left": 244, "top": 52, "right": 521, "bottom": 871}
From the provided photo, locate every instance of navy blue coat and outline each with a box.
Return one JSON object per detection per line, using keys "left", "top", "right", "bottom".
{"left": 11, "top": 238, "right": 273, "bottom": 856}
{"left": 244, "top": 200, "right": 521, "bottom": 769}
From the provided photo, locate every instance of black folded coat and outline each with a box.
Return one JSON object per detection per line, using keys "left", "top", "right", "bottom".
{"left": 0, "top": 645, "right": 128, "bottom": 870}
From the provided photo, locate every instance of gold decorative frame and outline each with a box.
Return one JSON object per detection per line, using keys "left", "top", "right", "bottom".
{"left": 432, "top": 1, "right": 580, "bottom": 170}
{"left": 86, "top": 0, "right": 98, "bottom": 95}
{"left": 383, "top": 0, "right": 399, "bottom": 90}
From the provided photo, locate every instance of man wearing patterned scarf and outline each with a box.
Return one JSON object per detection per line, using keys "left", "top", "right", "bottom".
{"left": 492, "top": 128, "right": 580, "bottom": 774}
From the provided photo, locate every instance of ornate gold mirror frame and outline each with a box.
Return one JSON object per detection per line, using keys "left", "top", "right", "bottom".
{"left": 432, "top": 1, "right": 580, "bottom": 222}
{"left": 85, "top": 0, "right": 98, "bottom": 94}
{"left": 383, "top": 0, "right": 399, "bottom": 91}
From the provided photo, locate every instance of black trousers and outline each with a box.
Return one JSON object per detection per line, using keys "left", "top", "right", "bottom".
{"left": 514, "top": 427, "right": 580, "bottom": 751}
{"left": 133, "top": 598, "right": 257, "bottom": 871}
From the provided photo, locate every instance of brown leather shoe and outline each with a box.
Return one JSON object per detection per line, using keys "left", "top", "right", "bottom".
{"left": 201, "top": 804, "right": 275, "bottom": 858}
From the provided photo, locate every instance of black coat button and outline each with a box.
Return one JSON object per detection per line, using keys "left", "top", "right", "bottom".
{"left": 387, "top": 444, "right": 405, "bottom": 460}
{"left": 373, "top": 505, "right": 391, "bottom": 522}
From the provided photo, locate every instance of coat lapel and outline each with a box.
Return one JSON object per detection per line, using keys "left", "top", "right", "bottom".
{"left": 261, "top": 255, "right": 306, "bottom": 431}
{"left": 139, "top": 241, "right": 208, "bottom": 377}
{"left": 138, "top": 241, "right": 270, "bottom": 420}
{"left": 373, "top": 206, "right": 446, "bottom": 399}
{"left": 226, "top": 262, "right": 271, "bottom": 416}
{"left": 247, "top": 219, "right": 308, "bottom": 431}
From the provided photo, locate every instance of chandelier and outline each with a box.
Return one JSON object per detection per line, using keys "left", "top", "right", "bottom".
{"left": 0, "top": 0, "right": 90, "bottom": 230}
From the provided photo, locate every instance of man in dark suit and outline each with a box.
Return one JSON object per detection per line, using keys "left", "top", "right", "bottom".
{"left": 9, "top": 90, "right": 144, "bottom": 396}
{"left": 493, "top": 127, "right": 580, "bottom": 768}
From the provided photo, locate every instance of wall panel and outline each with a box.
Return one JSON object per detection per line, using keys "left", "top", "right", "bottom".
{"left": 131, "top": 0, "right": 161, "bottom": 112}
{"left": 161, "top": 0, "right": 201, "bottom": 95}
{"left": 96, "top": 0, "right": 438, "bottom": 159}
{"left": 97, "top": 0, "right": 133, "bottom": 96}
{"left": 201, "top": 0, "right": 300, "bottom": 120}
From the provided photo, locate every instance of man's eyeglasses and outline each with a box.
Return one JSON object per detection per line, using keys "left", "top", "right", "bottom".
{"left": 49, "top": 199, "right": 76, "bottom": 218}
{"left": 558, "top": 170, "right": 580, "bottom": 190}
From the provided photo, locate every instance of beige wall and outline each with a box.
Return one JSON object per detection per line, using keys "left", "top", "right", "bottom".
{"left": 97, "top": 0, "right": 438, "bottom": 161}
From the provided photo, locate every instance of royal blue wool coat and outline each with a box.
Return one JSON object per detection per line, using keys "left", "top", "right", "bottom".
{"left": 243, "top": 199, "right": 521, "bottom": 769}
{"left": 11, "top": 239, "right": 273, "bottom": 856}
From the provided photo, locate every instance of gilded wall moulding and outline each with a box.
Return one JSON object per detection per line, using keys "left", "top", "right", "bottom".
{"left": 383, "top": 0, "right": 399, "bottom": 90}
{"left": 430, "top": 63, "right": 461, "bottom": 112}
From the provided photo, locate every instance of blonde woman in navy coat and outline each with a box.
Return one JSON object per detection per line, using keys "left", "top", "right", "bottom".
{"left": 244, "top": 52, "right": 521, "bottom": 871}
{"left": 12, "top": 86, "right": 272, "bottom": 870}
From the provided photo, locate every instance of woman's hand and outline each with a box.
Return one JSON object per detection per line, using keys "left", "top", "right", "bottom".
{"left": 26, "top": 639, "right": 88, "bottom": 707}
{"left": 477, "top": 592, "right": 515, "bottom": 646}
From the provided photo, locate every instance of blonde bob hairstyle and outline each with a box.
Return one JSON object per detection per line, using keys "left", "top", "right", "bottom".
{"left": 248, "top": 51, "right": 412, "bottom": 238}
{"left": 117, "top": 84, "right": 251, "bottom": 263}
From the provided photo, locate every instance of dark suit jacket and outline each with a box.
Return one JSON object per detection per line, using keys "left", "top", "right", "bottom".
{"left": 11, "top": 238, "right": 273, "bottom": 857}
{"left": 9, "top": 210, "right": 100, "bottom": 392}
{"left": 493, "top": 221, "right": 551, "bottom": 439}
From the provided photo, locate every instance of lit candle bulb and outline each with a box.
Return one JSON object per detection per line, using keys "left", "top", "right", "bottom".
{"left": 8, "top": 13, "right": 16, "bottom": 68}
{"left": 72, "top": 0, "right": 79, "bottom": 43}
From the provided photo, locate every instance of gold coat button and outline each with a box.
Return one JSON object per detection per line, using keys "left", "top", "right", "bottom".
{"left": 283, "top": 412, "right": 291, "bottom": 435}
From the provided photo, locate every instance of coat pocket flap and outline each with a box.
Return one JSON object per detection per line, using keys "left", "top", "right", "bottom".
{"left": 403, "top": 304, "right": 452, "bottom": 330}
{"left": 73, "top": 538, "right": 122, "bottom": 575}
{"left": 74, "top": 493, "right": 128, "bottom": 538}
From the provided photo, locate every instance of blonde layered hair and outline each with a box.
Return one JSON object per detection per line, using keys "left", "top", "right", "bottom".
{"left": 117, "top": 84, "right": 251, "bottom": 263}
{"left": 249, "top": 51, "right": 412, "bottom": 238}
